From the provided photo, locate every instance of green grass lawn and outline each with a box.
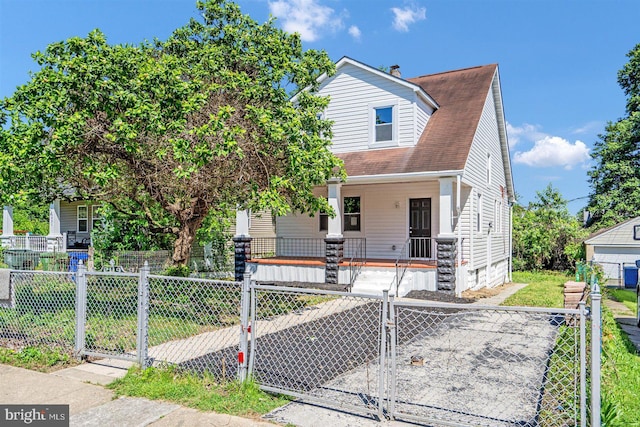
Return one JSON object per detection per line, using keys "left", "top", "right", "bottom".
{"left": 608, "top": 288, "right": 638, "bottom": 316}
{"left": 108, "top": 366, "right": 290, "bottom": 418}
{"left": 507, "top": 270, "right": 640, "bottom": 426}
{"left": 503, "top": 271, "right": 570, "bottom": 307}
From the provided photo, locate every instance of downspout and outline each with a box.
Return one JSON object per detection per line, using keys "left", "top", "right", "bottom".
{"left": 456, "top": 174, "right": 462, "bottom": 295}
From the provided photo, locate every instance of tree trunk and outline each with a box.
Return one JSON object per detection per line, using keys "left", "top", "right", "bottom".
{"left": 172, "top": 218, "right": 204, "bottom": 266}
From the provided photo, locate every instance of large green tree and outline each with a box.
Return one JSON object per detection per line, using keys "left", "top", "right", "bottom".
{"left": 0, "top": 0, "right": 343, "bottom": 265}
{"left": 587, "top": 43, "right": 640, "bottom": 228}
{"left": 513, "top": 184, "right": 587, "bottom": 271}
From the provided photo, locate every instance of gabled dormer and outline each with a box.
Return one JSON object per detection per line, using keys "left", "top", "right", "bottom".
{"left": 313, "top": 57, "right": 439, "bottom": 153}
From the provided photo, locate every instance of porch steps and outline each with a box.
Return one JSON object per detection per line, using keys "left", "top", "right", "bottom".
{"left": 351, "top": 269, "right": 413, "bottom": 297}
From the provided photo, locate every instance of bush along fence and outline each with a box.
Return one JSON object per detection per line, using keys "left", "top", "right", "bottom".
{"left": 0, "top": 264, "right": 603, "bottom": 426}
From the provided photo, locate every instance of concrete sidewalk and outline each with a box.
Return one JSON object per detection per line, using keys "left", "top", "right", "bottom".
{"left": 0, "top": 362, "right": 275, "bottom": 427}
{"left": 604, "top": 297, "right": 640, "bottom": 353}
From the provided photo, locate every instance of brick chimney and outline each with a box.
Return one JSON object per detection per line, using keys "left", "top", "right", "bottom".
{"left": 390, "top": 64, "right": 401, "bottom": 78}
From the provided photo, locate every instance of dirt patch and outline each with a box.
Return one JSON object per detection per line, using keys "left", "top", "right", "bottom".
{"left": 461, "top": 282, "right": 518, "bottom": 300}
{"left": 404, "top": 290, "right": 474, "bottom": 304}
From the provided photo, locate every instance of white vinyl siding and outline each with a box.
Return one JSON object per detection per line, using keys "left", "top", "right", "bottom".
{"left": 60, "top": 200, "right": 99, "bottom": 240}
{"left": 592, "top": 246, "right": 640, "bottom": 279}
{"left": 463, "top": 80, "right": 510, "bottom": 273}
{"left": 415, "top": 99, "right": 432, "bottom": 142}
{"left": 229, "top": 210, "right": 276, "bottom": 238}
{"left": 318, "top": 63, "right": 431, "bottom": 153}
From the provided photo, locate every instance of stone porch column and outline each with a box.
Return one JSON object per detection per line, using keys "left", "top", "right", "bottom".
{"left": 325, "top": 178, "right": 343, "bottom": 284}
{"left": 436, "top": 237, "right": 457, "bottom": 292}
{"left": 437, "top": 177, "right": 457, "bottom": 292}
{"left": 233, "top": 209, "right": 252, "bottom": 281}
{"left": 47, "top": 199, "right": 62, "bottom": 252}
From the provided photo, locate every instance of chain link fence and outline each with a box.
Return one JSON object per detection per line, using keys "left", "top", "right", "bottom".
{"left": 0, "top": 266, "right": 600, "bottom": 426}
{"left": 146, "top": 274, "right": 243, "bottom": 379}
{"left": 389, "top": 301, "right": 586, "bottom": 426}
{"left": 249, "top": 285, "right": 386, "bottom": 418}
{"left": 0, "top": 271, "right": 76, "bottom": 350}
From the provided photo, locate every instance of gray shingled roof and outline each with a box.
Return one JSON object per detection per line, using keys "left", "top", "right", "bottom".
{"left": 585, "top": 216, "right": 640, "bottom": 246}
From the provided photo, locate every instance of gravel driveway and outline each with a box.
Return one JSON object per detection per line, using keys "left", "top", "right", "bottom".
{"left": 264, "top": 293, "right": 567, "bottom": 427}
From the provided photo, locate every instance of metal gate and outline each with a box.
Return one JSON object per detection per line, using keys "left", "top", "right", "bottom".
{"left": 249, "top": 285, "right": 388, "bottom": 419}
{"left": 388, "top": 299, "right": 589, "bottom": 426}
{"left": 249, "top": 286, "right": 597, "bottom": 427}
{"left": 74, "top": 267, "right": 144, "bottom": 363}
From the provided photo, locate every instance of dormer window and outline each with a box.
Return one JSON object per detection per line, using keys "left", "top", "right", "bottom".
{"left": 375, "top": 107, "right": 393, "bottom": 142}
{"left": 369, "top": 102, "right": 398, "bottom": 147}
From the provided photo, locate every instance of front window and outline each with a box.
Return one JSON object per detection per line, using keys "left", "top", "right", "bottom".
{"left": 375, "top": 107, "right": 393, "bottom": 142}
{"left": 343, "top": 196, "right": 361, "bottom": 231}
{"left": 77, "top": 206, "right": 88, "bottom": 232}
{"left": 476, "top": 194, "right": 482, "bottom": 233}
{"left": 319, "top": 211, "right": 328, "bottom": 232}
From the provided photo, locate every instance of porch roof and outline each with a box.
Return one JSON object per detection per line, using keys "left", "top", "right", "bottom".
{"left": 337, "top": 64, "right": 497, "bottom": 177}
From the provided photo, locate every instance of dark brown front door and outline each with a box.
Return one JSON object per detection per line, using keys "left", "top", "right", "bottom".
{"left": 409, "top": 198, "right": 431, "bottom": 258}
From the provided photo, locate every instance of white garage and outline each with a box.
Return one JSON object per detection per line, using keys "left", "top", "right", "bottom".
{"left": 585, "top": 216, "right": 640, "bottom": 285}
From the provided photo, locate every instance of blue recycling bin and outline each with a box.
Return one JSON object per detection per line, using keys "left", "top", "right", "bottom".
{"left": 623, "top": 266, "right": 638, "bottom": 289}
{"left": 68, "top": 251, "right": 89, "bottom": 272}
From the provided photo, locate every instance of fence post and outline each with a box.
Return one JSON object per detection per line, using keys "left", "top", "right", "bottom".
{"left": 579, "top": 300, "right": 587, "bottom": 427}
{"left": 238, "top": 270, "right": 251, "bottom": 382}
{"left": 590, "top": 274, "right": 602, "bottom": 427}
{"left": 378, "top": 290, "right": 389, "bottom": 421}
{"left": 74, "top": 261, "right": 87, "bottom": 359}
{"left": 387, "top": 294, "right": 397, "bottom": 420}
{"left": 136, "top": 262, "right": 150, "bottom": 368}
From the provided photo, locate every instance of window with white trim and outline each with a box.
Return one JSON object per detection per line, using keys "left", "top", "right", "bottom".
{"left": 476, "top": 193, "right": 482, "bottom": 233}
{"left": 343, "top": 196, "right": 361, "bottom": 232}
{"left": 374, "top": 107, "right": 393, "bottom": 142}
{"left": 77, "top": 205, "right": 88, "bottom": 232}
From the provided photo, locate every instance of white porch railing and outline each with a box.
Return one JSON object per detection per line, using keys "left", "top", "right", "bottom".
{"left": 1, "top": 234, "right": 65, "bottom": 252}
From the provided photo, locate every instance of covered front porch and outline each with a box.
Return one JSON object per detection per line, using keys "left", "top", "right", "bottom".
{"left": 233, "top": 175, "right": 468, "bottom": 294}
{"left": 1, "top": 202, "right": 69, "bottom": 253}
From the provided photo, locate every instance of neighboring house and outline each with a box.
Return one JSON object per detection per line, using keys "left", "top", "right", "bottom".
{"left": 1, "top": 200, "right": 275, "bottom": 254}
{"left": 239, "top": 57, "right": 515, "bottom": 295}
{"left": 585, "top": 216, "right": 640, "bottom": 284}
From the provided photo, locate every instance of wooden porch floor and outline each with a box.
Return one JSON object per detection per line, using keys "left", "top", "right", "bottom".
{"left": 250, "top": 256, "right": 438, "bottom": 269}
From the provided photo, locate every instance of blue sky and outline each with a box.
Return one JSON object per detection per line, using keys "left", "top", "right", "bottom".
{"left": 1, "top": 0, "right": 639, "bottom": 213}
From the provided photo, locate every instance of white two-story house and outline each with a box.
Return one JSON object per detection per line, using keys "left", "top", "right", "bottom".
{"left": 240, "top": 57, "right": 515, "bottom": 295}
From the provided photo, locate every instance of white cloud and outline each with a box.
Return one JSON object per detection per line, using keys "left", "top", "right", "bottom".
{"left": 506, "top": 122, "right": 545, "bottom": 148}
{"left": 348, "top": 25, "right": 361, "bottom": 40}
{"left": 570, "top": 121, "right": 602, "bottom": 135}
{"left": 269, "top": 0, "right": 343, "bottom": 42}
{"left": 391, "top": 5, "right": 426, "bottom": 32}
{"left": 513, "top": 136, "right": 590, "bottom": 170}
